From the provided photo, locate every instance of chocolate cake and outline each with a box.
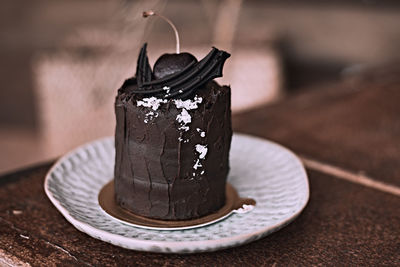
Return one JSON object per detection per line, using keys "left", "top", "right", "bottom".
{"left": 114, "top": 44, "right": 231, "bottom": 220}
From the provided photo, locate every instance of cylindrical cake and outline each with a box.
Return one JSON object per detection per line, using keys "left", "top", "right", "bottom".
{"left": 114, "top": 44, "right": 231, "bottom": 220}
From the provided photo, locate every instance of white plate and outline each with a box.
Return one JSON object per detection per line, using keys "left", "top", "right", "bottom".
{"left": 44, "top": 133, "right": 309, "bottom": 253}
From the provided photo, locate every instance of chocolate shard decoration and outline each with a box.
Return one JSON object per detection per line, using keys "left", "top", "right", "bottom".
{"left": 130, "top": 44, "right": 230, "bottom": 99}
{"left": 135, "top": 43, "right": 152, "bottom": 88}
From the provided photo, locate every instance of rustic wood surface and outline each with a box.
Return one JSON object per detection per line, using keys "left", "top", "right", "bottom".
{"left": 1, "top": 67, "right": 400, "bottom": 266}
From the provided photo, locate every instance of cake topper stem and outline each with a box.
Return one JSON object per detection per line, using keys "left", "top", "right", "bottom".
{"left": 143, "top": 10, "right": 180, "bottom": 54}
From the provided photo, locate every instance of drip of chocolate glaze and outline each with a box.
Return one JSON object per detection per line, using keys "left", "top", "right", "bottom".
{"left": 127, "top": 43, "right": 230, "bottom": 99}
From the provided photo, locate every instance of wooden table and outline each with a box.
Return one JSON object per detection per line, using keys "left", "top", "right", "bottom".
{"left": 1, "top": 67, "right": 400, "bottom": 266}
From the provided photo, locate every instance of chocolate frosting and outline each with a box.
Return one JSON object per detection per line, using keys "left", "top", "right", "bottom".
{"left": 126, "top": 43, "right": 230, "bottom": 99}
{"left": 114, "top": 44, "right": 232, "bottom": 220}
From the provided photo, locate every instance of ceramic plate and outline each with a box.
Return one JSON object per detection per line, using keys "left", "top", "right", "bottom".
{"left": 44, "top": 133, "right": 309, "bottom": 253}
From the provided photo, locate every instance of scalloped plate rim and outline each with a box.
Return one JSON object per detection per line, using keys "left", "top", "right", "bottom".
{"left": 44, "top": 133, "right": 309, "bottom": 253}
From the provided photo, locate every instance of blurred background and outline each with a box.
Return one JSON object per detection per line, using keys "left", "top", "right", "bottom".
{"left": 1, "top": 0, "right": 400, "bottom": 174}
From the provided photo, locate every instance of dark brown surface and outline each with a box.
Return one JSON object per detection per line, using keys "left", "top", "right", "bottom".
{"left": 1, "top": 163, "right": 399, "bottom": 266}
{"left": 2, "top": 67, "right": 400, "bottom": 266}
{"left": 234, "top": 66, "right": 400, "bottom": 187}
